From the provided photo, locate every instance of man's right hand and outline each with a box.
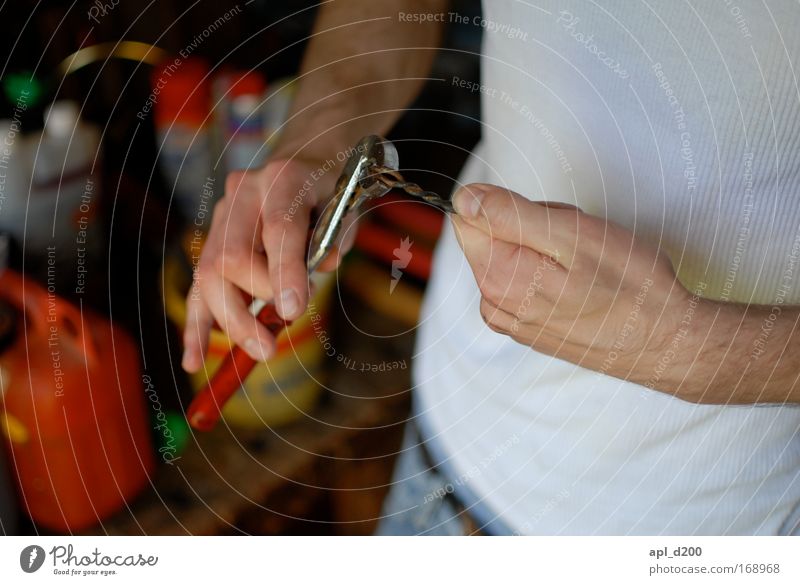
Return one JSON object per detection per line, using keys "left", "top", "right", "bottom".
{"left": 180, "top": 0, "right": 447, "bottom": 374}
{"left": 181, "top": 157, "right": 353, "bottom": 373}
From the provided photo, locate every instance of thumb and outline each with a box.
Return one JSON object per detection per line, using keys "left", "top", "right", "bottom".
{"left": 452, "top": 183, "right": 578, "bottom": 264}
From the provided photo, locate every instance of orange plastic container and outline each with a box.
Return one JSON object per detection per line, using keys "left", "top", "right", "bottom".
{"left": 0, "top": 269, "right": 154, "bottom": 532}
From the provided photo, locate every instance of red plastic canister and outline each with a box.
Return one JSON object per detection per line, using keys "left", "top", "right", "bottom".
{"left": 0, "top": 269, "right": 154, "bottom": 532}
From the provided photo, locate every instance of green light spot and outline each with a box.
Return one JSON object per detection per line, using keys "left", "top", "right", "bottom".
{"left": 3, "top": 72, "right": 45, "bottom": 108}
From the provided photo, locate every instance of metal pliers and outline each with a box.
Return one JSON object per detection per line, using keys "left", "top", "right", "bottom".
{"left": 187, "top": 135, "right": 451, "bottom": 431}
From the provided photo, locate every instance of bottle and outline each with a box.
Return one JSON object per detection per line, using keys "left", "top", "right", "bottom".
{"left": 32, "top": 101, "right": 101, "bottom": 254}
{"left": 0, "top": 118, "right": 31, "bottom": 250}
{"left": 10, "top": 100, "right": 102, "bottom": 278}
{"left": 152, "top": 58, "right": 214, "bottom": 223}
{"left": 223, "top": 71, "right": 267, "bottom": 172}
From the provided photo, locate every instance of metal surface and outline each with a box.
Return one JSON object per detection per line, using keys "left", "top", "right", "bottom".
{"left": 374, "top": 167, "right": 455, "bottom": 214}
{"left": 250, "top": 135, "right": 451, "bottom": 316}
{"left": 306, "top": 135, "right": 399, "bottom": 273}
{"left": 192, "top": 135, "right": 452, "bottom": 431}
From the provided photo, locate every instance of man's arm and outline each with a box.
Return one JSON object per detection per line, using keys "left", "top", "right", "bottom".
{"left": 183, "top": 0, "right": 449, "bottom": 371}
{"left": 449, "top": 183, "right": 800, "bottom": 405}
{"left": 655, "top": 299, "right": 800, "bottom": 404}
{"left": 274, "top": 0, "right": 449, "bottom": 162}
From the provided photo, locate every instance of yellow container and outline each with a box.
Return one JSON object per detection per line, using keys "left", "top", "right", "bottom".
{"left": 162, "top": 254, "right": 333, "bottom": 429}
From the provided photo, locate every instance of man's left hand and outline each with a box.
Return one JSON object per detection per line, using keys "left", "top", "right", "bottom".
{"left": 451, "top": 182, "right": 695, "bottom": 393}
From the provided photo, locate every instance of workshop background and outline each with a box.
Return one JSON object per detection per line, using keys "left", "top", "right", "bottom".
{"left": 0, "top": 0, "right": 481, "bottom": 534}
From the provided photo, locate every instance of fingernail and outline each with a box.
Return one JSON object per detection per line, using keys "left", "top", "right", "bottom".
{"left": 454, "top": 186, "right": 483, "bottom": 218}
{"left": 278, "top": 288, "right": 299, "bottom": 318}
{"left": 244, "top": 338, "right": 270, "bottom": 361}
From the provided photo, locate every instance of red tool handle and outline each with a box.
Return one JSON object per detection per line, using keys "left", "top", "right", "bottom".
{"left": 187, "top": 303, "right": 291, "bottom": 431}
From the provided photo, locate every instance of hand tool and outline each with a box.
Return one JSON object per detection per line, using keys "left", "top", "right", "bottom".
{"left": 187, "top": 135, "right": 453, "bottom": 431}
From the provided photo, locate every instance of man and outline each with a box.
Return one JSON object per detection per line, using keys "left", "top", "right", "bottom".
{"left": 183, "top": 1, "right": 800, "bottom": 534}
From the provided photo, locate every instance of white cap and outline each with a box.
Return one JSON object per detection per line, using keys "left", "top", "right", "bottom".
{"left": 231, "top": 95, "right": 261, "bottom": 120}
{"left": 43, "top": 101, "right": 80, "bottom": 138}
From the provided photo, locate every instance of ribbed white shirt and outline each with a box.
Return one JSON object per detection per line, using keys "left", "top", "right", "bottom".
{"left": 415, "top": 0, "right": 800, "bottom": 534}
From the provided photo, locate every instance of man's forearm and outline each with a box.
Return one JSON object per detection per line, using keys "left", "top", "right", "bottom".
{"left": 272, "top": 0, "right": 449, "bottom": 163}
{"left": 638, "top": 297, "right": 800, "bottom": 405}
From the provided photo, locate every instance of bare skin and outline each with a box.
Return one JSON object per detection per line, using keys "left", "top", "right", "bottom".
{"left": 452, "top": 183, "right": 800, "bottom": 405}
{"left": 182, "top": 0, "right": 449, "bottom": 370}
{"left": 183, "top": 2, "right": 799, "bottom": 407}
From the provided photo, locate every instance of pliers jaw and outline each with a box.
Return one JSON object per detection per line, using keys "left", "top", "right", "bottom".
{"left": 307, "top": 135, "right": 398, "bottom": 272}
{"left": 306, "top": 134, "right": 453, "bottom": 273}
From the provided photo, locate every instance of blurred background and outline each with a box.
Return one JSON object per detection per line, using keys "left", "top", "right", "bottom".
{"left": 0, "top": 0, "right": 481, "bottom": 534}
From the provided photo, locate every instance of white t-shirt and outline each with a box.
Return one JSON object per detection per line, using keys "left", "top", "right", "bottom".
{"left": 414, "top": 0, "right": 800, "bottom": 534}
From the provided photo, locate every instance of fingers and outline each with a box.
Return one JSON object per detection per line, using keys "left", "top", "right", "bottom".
{"left": 210, "top": 195, "right": 273, "bottom": 300}
{"left": 453, "top": 217, "right": 517, "bottom": 309}
{"left": 452, "top": 183, "right": 582, "bottom": 266}
{"left": 200, "top": 268, "right": 276, "bottom": 361}
{"left": 260, "top": 170, "right": 314, "bottom": 320}
{"left": 182, "top": 287, "right": 213, "bottom": 373}
{"left": 480, "top": 292, "right": 564, "bottom": 353}
{"left": 453, "top": 215, "right": 564, "bottom": 312}
{"left": 180, "top": 161, "right": 323, "bottom": 374}
{"left": 538, "top": 201, "right": 583, "bottom": 212}
{"left": 479, "top": 297, "right": 517, "bottom": 335}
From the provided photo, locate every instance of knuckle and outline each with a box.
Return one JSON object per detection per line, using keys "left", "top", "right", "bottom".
{"left": 492, "top": 202, "right": 523, "bottom": 237}
{"left": 543, "top": 207, "right": 580, "bottom": 246}
{"left": 223, "top": 323, "right": 249, "bottom": 347}
{"left": 566, "top": 251, "right": 588, "bottom": 274}
{"left": 209, "top": 249, "right": 225, "bottom": 273}
{"left": 487, "top": 322, "right": 506, "bottom": 335}
{"left": 212, "top": 198, "right": 228, "bottom": 215}
{"left": 574, "top": 214, "right": 601, "bottom": 243}
{"left": 211, "top": 199, "right": 230, "bottom": 224}
{"left": 478, "top": 277, "right": 507, "bottom": 307}
{"left": 273, "top": 255, "right": 298, "bottom": 277}
{"left": 202, "top": 254, "right": 220, "bottom": 277}
{"left": 224, "top": 170, "right": 247, "bottom": 194}
{"left": 214, "top": 310, "right": 249, "bottom": 344}
{"left": 482, "top": 185, "right": 510, "bottom": 210}
{"left": 479, "top": 299, "right": 492, "bottom": 319}
{"left": 271, "top": 254, "right": 304, "bottom": 287}
{"left": 479, "top": 300, "right": 494, "bottom": 323}
{"left": 497, "top": 240, "right": 523, "bottom": 267}
{"left": 215, "top": 247, "right": 245, "bottom": 275}
{"left": 197, "top": 249, "right": 216, "bottom": 274}
{"left": 262, "top": 207, "right": 291, "bottom": 232}
{"left": 479, "top": 300, "right": 505, "bottom": 333}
